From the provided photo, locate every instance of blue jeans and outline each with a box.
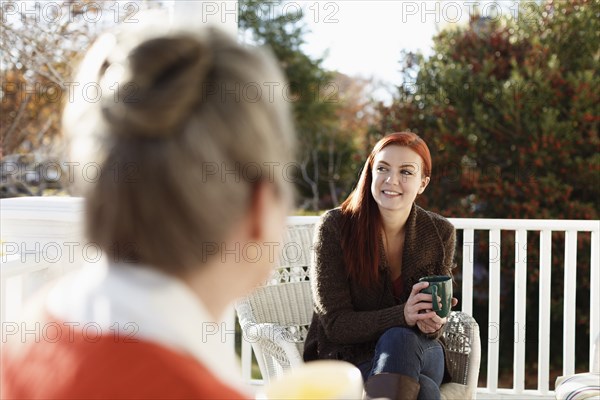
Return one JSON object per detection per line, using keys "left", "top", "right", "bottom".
{"left": 358, "top": 327, "right": 445, "bottom": 400}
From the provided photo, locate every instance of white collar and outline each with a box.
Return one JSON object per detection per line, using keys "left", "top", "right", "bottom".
{"left": 46, "top": 260, "right": 249, "bottom": 395}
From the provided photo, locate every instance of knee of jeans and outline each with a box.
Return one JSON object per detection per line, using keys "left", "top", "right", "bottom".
{"left": 378, "top": 327, "right": 420, "bottom": 351}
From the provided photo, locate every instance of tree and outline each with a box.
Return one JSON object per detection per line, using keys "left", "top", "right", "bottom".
{"left": 376, "top": 1, "right": 599, "bottom": 220}
{"left": 1, "top": 0, "right": 164, "bottom": 156}
{"left": 327, "top": 72, "right": 377, "bottom": 206}
{"left": 374, "top": 0, "right": 599, "bottom": 387}
{"left": 1, "top": 0, "right": 86, "bottom": 155}
{"left": 239, "top": 0, "right": 365, "bottom": 211}
{"left": 1, "top": 1, "right": 164, "bottom": 196}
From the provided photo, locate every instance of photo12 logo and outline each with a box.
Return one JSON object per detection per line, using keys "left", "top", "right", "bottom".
{"left": 187, "top": 1, "right": 340, "bottom": 24}
{"left": 1, "top": 1, "right": 141, "bottom": 24}
{"left": 0, "top": 240, "right": 143, "bottom": 265}
{"left": 1, "top": 80, "right": 338, "bottom": 106}
{"left": 1, "top": 321, "right": 139, "bottom": 344}
{"left": 399, "top": 1, "right": 541, "bottom": 24}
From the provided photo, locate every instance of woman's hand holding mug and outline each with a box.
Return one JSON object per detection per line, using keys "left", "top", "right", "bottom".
{"left": 404, "top": 282, "right": 439, "bottom": 326}
{"left": 405, "top": 282, "right": 459, "bottom": 333}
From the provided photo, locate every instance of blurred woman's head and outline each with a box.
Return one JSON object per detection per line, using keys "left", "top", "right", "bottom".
{"left": 63, "top": 24, "right": 295, "bottom": 285}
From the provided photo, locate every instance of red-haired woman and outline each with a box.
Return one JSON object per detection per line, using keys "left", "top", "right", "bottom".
{"left": 304, "top": 132, "right": 458, "bottom": 400}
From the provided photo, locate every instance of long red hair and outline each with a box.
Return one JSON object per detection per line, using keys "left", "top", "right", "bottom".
{"left": 340, "top": 132, "right": 432, "bottom": 287}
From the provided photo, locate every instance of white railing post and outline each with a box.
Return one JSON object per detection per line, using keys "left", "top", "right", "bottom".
{"left": 538, "top": 229, "right": 552, "bottom": 394}
{"left": 222, "top": 307, "right": 237, "bottom": 370}
{"left": 513, "top": 229, "right": 527, "bottom": 393}
{"left": 462, "top": 229, "right": 474, "bottom": 315}
{"left": 563, "top": 230, "right": 578, "bottom": 377}
{"left": 241, "top": 338, "right": 253, "bottom": 381}
{"left": 487, "top": 228, "right": 501, "bottom": 393}
{"left": 590, "top": 228, "right": 600, "bottom": 371}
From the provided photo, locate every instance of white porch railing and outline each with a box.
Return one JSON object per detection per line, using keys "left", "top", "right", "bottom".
{"left": 1, "top": 198, "right": 599, "bottom": 399}
{"left": 448, "top": 218, "right": 599, "bottom": 399}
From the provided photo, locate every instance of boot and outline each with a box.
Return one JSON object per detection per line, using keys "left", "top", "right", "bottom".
{"left": 363, "top": 373, "right": 420, "bottom": 400}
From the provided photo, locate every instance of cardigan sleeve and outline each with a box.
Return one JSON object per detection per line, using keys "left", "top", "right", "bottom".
{"left": 310, "top": 210, "right": 409, "bottom": 345}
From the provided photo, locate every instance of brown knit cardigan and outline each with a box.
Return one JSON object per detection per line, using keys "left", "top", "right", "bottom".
{"left": 303, "top": 203, "right": 456, "bottom": 370}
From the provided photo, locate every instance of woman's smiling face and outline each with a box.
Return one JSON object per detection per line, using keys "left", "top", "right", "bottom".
{"left": 370, "top": 145, "right": 430, "bottom": 213}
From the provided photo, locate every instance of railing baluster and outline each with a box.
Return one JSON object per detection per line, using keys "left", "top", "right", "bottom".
{"left": 223, "top": 307, "right": 237, "bottom": 374}
{"left": 3, "top": 275, "right": 24, "bottom": 323}
{"left": 487, "top": 229, "right": 501, "bottom": 393}
{"left": 462, "top": 229, "right": 474, "bottom": 315}
{"left": 563, "top": 230, "right": 578, "bottom": 376}
{"left": 0, "top": 277, "right": 7, "bottom": 325}
{"left": 590, "top": 228, "right": 600, "bottom": 371}
{"left": 241, "top": 339, "right": 253, "bottom": 381}
{"left": 513, "top": 229, "right": 527, "bottom": 393}
{"left": 538, "top": 229, "right": 552, "bottom": 394}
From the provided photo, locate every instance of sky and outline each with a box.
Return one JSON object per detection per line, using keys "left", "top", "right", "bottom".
{"left": 298, "top": 1, "right": 521, "bottom": 101}
{"left": 302, "top": 2, "right": 440, "bottom": 88}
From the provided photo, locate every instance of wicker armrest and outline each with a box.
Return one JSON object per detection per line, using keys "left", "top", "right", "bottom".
{"left": 440, "top": 311, "right": 481, "bottom": 399}
{"left": 236, "top": 298, "right": 306, "bottom": 381}
{"left": 245, "top": 322, "right": 304, "bottom": 365}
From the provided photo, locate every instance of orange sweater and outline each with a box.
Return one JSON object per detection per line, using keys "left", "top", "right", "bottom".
{"left": 1, "top": 320, "right": 246, "bottom": 400}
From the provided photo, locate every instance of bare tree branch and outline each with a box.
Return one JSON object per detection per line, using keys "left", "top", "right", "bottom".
{"left": 2, "top": 94, "right": 31, "bottom": 150}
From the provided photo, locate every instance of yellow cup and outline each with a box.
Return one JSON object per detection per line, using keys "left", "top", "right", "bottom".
{"left": 257, "top": 360, "right": 363, "bottom": 400}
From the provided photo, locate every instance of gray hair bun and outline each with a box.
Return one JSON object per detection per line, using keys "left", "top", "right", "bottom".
{"left": 64, "top": 23, "right": 296, "bottom": 273}
{"left": 101, "top": 34, "right": 212, "bottom": 139}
